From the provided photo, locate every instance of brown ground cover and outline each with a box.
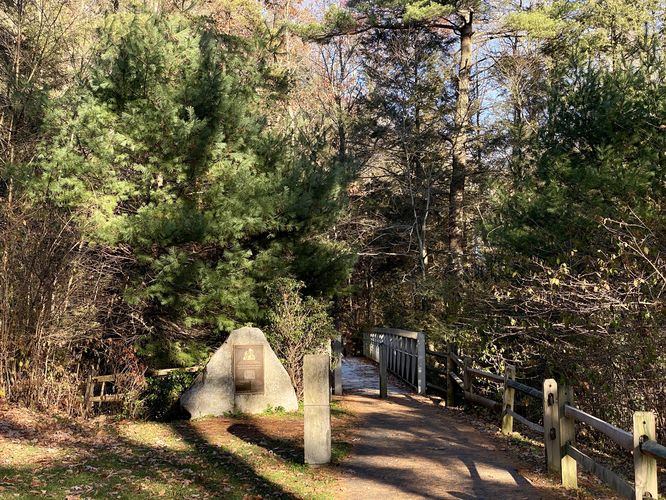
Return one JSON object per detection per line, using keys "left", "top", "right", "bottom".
{"left": 0, "top": 401, "right": 357, "bottom": 499}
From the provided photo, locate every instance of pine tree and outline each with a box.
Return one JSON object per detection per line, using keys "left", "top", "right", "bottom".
{"left": 32, "top": 11, "right": 353, "bottom": 361}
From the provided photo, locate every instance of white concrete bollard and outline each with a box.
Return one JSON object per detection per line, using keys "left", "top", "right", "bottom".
{"left": 304, "top": 354, "right": 331, "bottom": 465}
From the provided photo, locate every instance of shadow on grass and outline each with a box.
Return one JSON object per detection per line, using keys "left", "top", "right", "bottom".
{"left": 0, "top": 416, "right": 298, "bottom": 499}
{"left": 227, "top": 422, "right": 304, "bottom": 466}
{"left": 169, "top": 420, "right": 299, "bottom": 499}
{"left": 226, "top": 408, "right": 355, "bottom": 467}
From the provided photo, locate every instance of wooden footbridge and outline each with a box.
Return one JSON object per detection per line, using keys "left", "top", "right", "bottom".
{"left": 340, "top": 327, "right": 666, "bottom": 499}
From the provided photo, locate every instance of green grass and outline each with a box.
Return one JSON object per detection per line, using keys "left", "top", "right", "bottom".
{"left": 331, "top": 441, "right": 353, "bottom": 464}
{"left": 231, "top": 400, "right": 350, "bottom": 419}
{"left": 0, "top": 414, "right": 346, "bottom": 500}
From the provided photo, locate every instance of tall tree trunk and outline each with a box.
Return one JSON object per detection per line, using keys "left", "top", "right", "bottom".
{"left": 448, "top": 11, "right": 473, "bottom": 275}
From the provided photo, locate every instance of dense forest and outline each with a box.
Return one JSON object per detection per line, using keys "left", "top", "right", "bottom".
{"left": 0, "top": 0, "right": 663, "bottom": 437}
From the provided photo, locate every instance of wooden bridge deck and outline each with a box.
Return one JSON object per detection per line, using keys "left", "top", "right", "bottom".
{"left": 338, "top": 357, "right": 560, "bottom": 499}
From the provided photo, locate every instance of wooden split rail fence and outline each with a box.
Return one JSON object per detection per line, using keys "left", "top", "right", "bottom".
{"left": 542, "top": 379, "right": 666, "bottom": 499}
{"left": 84, "top": 366, "right": 201, "bottom": 411}
{"left": 366, "top": 328, "right": 666, "bottom": 499}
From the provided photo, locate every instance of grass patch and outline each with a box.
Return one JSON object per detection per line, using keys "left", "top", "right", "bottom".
{"left": 0, "top": 408, "right": 349, "bottom": 499}
{"left": 331, "top": 441, "right": 353, "bottom": 464}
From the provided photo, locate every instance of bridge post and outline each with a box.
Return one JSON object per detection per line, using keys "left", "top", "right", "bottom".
{"left": 416, "top": 332, "right": 426, "bottom": 395}
{"left": 379, "top": 342, "right": 388, "bottom": 398}
{"left": 446, "top": 343, "right": 455, "bottom": 406}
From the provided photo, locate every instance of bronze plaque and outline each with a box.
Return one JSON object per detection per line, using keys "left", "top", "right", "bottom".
{"left": 234, "top": 345, "right": 264, "bottom": 394}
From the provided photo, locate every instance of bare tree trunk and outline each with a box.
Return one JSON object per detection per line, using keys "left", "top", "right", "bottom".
{"left": 448, "top": 11, "right": 473, "bottom": 275}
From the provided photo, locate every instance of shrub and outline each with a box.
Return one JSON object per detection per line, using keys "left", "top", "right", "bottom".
{"left": 266, "top": 278, "right": 335, "bottom": 398}
{"left": 141, "top": 370, "right": 198, "bottom": 421}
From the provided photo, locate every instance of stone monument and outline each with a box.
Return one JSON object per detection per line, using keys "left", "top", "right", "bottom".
{"left": 180, "top": 327, "right": 298, "bottom": 418}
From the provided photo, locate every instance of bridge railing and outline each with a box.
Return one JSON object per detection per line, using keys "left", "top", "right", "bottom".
{"left": 363, "top": 327, "right": 426, "bottom": 394}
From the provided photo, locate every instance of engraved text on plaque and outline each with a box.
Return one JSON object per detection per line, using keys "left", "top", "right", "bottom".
{"left": 234, "top": 345, "right": 264, "bottom": 394}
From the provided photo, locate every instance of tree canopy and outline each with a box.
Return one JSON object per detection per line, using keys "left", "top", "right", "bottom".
{"left": 0, "top": 0, "right": 663, "bottom": 436}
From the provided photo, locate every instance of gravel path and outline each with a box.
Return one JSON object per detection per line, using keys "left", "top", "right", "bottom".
{"left": 338, "top": 357, "right": 555, "bottom": 500}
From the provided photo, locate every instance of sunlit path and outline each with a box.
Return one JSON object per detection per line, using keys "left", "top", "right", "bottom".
{"left": 338, "top": 357, "right": 554, "bottom": 500}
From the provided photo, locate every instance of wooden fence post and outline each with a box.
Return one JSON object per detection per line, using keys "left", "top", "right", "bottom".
{"left": 84, "top": 375, "right": 93, "bottom": 413}
{"left": 543, "top": 379, "right": 560, "bottom": 473}
{"left": 633, "top": 411, "right": 658, "bottom": 500}
{"left": 379, "top": 342, "right": 388, "bottom": 399}
{"left": 502, "top": 364, "right": 516, "bottom": 435}
{"left": 558, "top": 383, "right": 577, "bottom": 490}
{"left": 446, "top": 343, "right": 455, "bottom": 407}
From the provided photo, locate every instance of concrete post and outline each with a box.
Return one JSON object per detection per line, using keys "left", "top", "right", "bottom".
{"left": 416, "top": 331, "right": 426, "bottom": 394}
{"left": 379, "top": 342, "right": 388, "bottom": 398}
{"left": 332, "top": 335, "right": 343, "bottom": 396}
{"left": 303, "top": 354, "right": 331, "bottom": 465}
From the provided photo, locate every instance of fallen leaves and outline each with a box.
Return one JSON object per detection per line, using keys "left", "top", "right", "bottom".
{"left": 1, "top": 405, "right": 347, "bottom": 499}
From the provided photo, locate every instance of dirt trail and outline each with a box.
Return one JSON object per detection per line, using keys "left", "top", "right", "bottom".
{"left": 338, "top": 357, "right": 560, "bottom": 500}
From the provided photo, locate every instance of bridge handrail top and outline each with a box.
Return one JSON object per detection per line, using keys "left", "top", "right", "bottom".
{"left": 371, "top": 327, "right": 423, "bottom": 339}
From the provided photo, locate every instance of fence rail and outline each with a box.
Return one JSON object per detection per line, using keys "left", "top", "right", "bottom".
{"left": 468, "top": 367, "right": 504, "bottom": 383}
{"left": 506, "top": 379, "right": 543, "bottom": 400}
{"left": 84, "top": 366, "right": 202, "bottom": 411}
{"left": 565, "top": 443, "right": 634, "bottom": 498}
{"left": 379, "top": 334, "right": 665, "bottom": 500}
{"left": 563, "top": 404, "right": 633, "bottom": 452}
{"left": 426, "top": 345, "right": 546, "bottom": 439}
{"left": 506, "top": 408, "right": 544, "bottom": 433}
{"left": 641, "top": 439, "right": 666, "bottom": 463}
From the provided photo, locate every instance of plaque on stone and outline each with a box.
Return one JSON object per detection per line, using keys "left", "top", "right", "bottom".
{"left": 180, "top": 327, "right": 297, "bottom": 417}
{"left": 234, "top": 345, "right": 264, "bottom": 394}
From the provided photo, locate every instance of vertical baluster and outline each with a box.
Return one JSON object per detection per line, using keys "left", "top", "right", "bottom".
{"left": 412, "top": 340, "right": 417, "bottom": 386}
{"left": 398, "top": 337, "right": 406, "bottom": 380}
{"left": 410, "top": 339, "right": 415, "bottom": 386}
{"left": 389, "top": 335, "right": 395, "bottom": 373}
{"left": 416, "top": 332, "right": 426, "bottom": 394}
